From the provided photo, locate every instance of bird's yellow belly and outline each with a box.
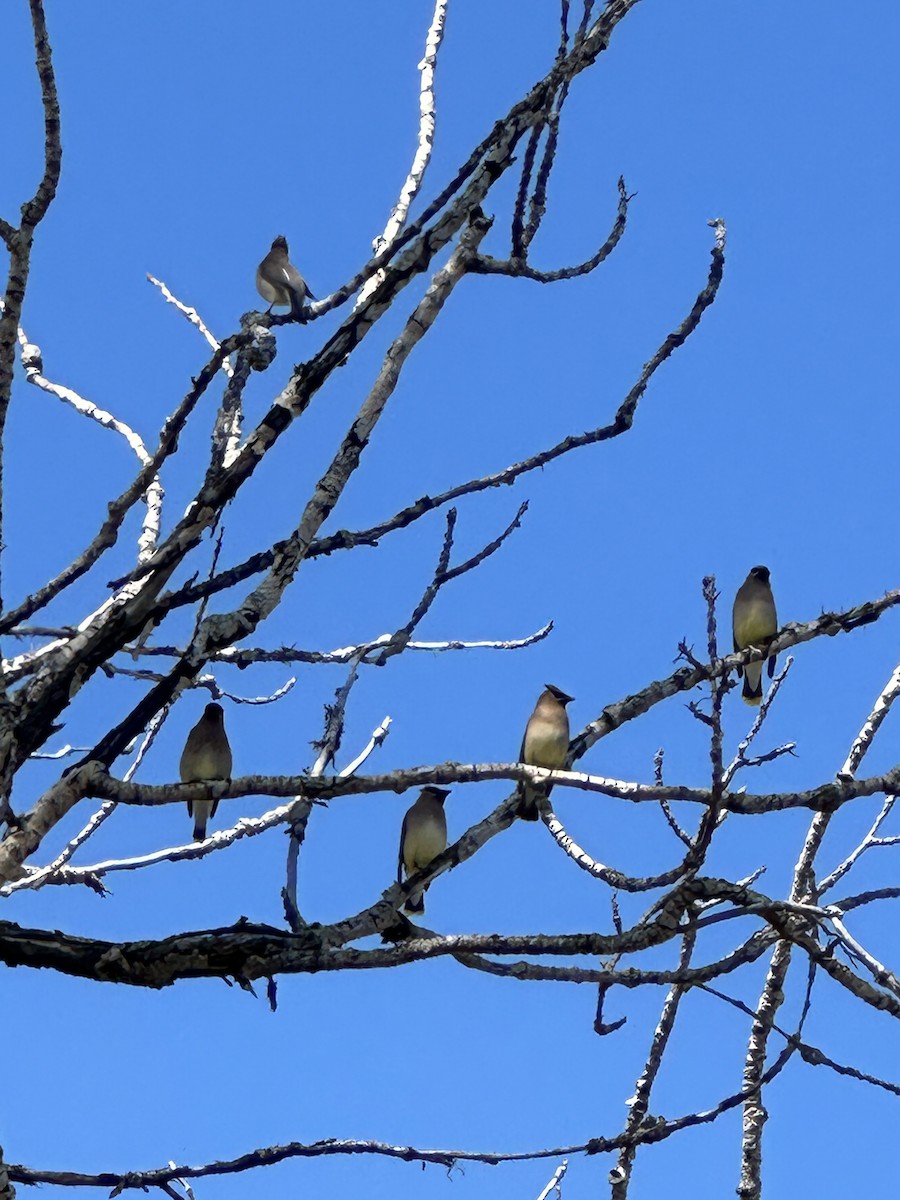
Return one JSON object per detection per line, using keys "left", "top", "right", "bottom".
{"left": 526, "top": 732, "right": 567, "bottom": 769}
{"left": 183, "top": 748, "right": 226, "bottom": 780}
{"left": 404, "top": 823, "right": 446, "bottom": 872}
{"left": 735, "top": 600, "right": 776, "bottom": 647}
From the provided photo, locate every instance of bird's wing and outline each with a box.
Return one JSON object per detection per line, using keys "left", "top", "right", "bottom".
{"left": 397, "top": 812, "right": 409, "bottom": 883}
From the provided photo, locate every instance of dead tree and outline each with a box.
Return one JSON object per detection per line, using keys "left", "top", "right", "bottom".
{"left": 1, "top": 3, "right": 899, "bottom": 1199}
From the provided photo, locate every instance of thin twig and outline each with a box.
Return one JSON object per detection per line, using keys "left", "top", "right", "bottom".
{"left": 146, "top": 275, "right": 234, "bottom": 376}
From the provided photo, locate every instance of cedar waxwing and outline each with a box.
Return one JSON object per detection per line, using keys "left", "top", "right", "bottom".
{"left": 255, "top": 236, "right": 315, "bottom": 318}
{"left": 398, "top": 787, "right": 450, "bottom": 915}
{"left": 516, "top": 684, "right": 574, "bottom": 821}
{"left": 180, "top": 702, "right": 233, "bottom": 841}
{"left": 732, "top": 565, "right": 778, "bottom": 706}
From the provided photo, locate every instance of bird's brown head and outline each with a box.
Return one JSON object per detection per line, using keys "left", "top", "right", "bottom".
{"left": 204, "top": 702, "right": 224, "bottom": 720}
{"left": 422, "top": 786, "right": 450, "bottom": 804}
{"left": 544, "top": 684, "right": 574, "bottom": 706}
{"left": 271, "top": 235, "right": 288, "bottom": 252}
{"left": 749, "top": 565, "right": 771, "bottom": 583}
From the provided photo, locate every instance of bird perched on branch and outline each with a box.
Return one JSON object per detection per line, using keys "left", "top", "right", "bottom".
{"left": 256, "top": 235, "right": 315, "bottom": 319}
{"left": 398, "top": 787, "right": 450, "bottom": 915}
{"left": 516, "top": 684, "right": 574, "bottom": 821}
{"left": 732, "top": 565, "right": 778, "bottom": 705}
{"left": 180, "top": 702, "right": 233, "bottom": 841}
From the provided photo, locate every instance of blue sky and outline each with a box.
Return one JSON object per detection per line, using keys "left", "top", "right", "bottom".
{"left": 2, "top": 2, "right": 900, "bottom": 1197}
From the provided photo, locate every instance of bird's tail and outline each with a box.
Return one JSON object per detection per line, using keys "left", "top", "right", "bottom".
{"left": 289, "top": 292, "right": 306, "bottom": 320}
{"left": 403, "top": 885, "right": 427, "bottom": 915}
{"left": 742, "top": 661, "right": 763, "bottom": 706}
{"left": 191, "top": 798, "right": 212, "bottom": 841}
{"left": 516, "top": 783, "right": 541, "bottom": 821}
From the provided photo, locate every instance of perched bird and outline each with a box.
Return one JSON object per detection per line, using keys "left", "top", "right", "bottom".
{"left": 180, "top": 702, "right": 233, "bottom": 841}
{"left": 732, "top": 565, "right": 778, "bottom": 706}
{"left": 255, "top": 235, "right": 315, "bottom": 318}
{"left": 516, "top": 684, "right": 574, "bottom": 821}
{"left": 398, "top": 787, "right": 450, "bottom": 915}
